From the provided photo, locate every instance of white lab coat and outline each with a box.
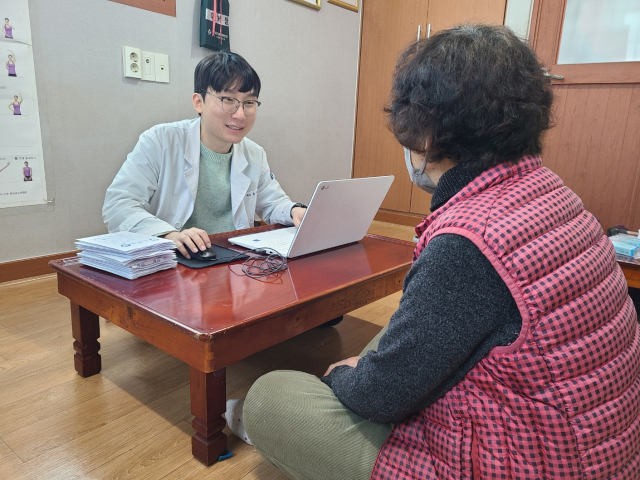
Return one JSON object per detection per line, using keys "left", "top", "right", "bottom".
{"left": 103, "top": 118, "right": 295, "bottom": 236}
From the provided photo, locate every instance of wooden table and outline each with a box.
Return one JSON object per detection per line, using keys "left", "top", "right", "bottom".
{"left": 618, "top": 254, "right": 640, "bottom": 289}
{"left": 50, "top": 226, "right": 415, "bottom": 465}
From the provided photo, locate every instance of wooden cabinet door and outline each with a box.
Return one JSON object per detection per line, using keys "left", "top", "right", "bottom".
{"left": 409, "top": 0, "right": 507, "bottom": 215}
{"left": 353, "top": 0, "right": 429, "bottom": 212}
{"left": 354, "top": 0, "right": 507, "bottom": 216}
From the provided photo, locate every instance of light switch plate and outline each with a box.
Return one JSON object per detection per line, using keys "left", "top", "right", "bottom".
{"left": 123, "top": 46, "right": 142, "bottom": 79}
{"left": 154, "top": 53, "right": 169, "bottom": 83}
{"left": 141, "top": 51, "right": 156, "bottom": 81}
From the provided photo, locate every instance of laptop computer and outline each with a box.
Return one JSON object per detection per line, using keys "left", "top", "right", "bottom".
{"left": 228, "top": 176, "right": 394, "bottom": 258}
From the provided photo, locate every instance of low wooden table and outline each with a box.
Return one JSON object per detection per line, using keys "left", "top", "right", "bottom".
{"left": 617, "top": 254, "right": 640, "bottom": 289}
{"left": 50, "top": 226, "right": 415, "bottom": 465}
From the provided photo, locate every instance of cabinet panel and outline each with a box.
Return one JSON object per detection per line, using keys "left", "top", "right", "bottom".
{"left": 354, "top": 0, "right": 507, "bottom": 216}
{"left": 409, "top": 185, "right": 433, "bottom": 215}
{"left": 426, "top": 0, "right": 507, "bottom": 34}
{"left": 353, "top": 0, "right": 429, "bottom": 212}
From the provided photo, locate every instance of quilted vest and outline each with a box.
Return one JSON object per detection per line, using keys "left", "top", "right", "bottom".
{"left": 371, "top": 156, "right": 640, "bottom": 480}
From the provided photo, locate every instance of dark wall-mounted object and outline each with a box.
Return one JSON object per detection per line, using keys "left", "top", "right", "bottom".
{"left": 200, "top": 0, "right": 230, "bottom": 52}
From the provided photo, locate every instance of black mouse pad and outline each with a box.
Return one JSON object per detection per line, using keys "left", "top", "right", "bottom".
{"left": 176, "top": 244, "right": 249, "bottom": 269}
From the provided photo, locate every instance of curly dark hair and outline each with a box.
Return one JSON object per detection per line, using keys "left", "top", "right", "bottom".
{"left": 386, "top": 24, "right": 553, "bottom": 171}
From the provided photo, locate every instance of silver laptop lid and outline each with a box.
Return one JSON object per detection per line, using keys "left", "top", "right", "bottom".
{"left": 287, "top": 176, "right": 394, "bottom": 258}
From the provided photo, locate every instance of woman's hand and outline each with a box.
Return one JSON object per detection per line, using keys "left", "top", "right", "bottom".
{"left": 163, "top": 228, "right": 211, "bottom": 259}
{"left": 323, "top": 356, "right": 361, "bottom": 377}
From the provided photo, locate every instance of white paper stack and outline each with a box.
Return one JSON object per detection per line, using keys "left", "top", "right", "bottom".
{"left": 75, "top": 232, "right": 177, "bottom": 279}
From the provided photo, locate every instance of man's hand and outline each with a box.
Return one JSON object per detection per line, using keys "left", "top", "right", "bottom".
{"left": 291, "top": 207, "right": 306, "bottom": 227}
{"left": 163, "top": 228, "right": 211, "bottom": 259}
{"left": 323, "top": 356, "right": 361, "bottom": 377}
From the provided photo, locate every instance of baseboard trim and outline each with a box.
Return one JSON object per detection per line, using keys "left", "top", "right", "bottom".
{"left": 0, "top": 251, "right": 78, "bottom": 284}
{"left": 374, "top": 209, "right": 426, "bottom": 227}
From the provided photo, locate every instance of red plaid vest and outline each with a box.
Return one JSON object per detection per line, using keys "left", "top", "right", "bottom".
{"left": 371, "top": 156, "right": 640, "bottom": 479}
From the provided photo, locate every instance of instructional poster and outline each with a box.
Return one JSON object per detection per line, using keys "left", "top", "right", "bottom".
{"left": 0, "top": 0, "right": 47, "bottom": 208}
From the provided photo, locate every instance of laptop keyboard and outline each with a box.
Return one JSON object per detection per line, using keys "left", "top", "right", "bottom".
{"left": 253, "top": 236, "right": 294, "bottom": 255}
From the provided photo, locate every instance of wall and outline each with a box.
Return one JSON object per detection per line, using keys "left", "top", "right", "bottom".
{"left": 0, "top": 0, "right": 361, "bottom": 262}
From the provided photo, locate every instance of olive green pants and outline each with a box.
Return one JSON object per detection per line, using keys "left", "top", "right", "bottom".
{"left": 244, "top": 326, "right": 392, "bottom": 480}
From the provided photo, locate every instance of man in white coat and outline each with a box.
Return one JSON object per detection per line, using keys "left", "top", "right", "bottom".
{"left": 103, "top": 52, "right": 306, "bottom": 258}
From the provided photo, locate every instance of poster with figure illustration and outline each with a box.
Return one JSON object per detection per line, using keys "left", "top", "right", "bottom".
{"left": 3, "top": 42, "right": 32, "bottom": 79}
{"left": 0, "top": 0, "right": 47, "bottom": 208}
{"left": 0, "top": 0, "right": 31, "bottom": 44}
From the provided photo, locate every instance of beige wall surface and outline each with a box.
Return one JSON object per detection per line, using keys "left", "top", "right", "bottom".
{"left": 0, "top": 0, "right": 361, "bottom": 262}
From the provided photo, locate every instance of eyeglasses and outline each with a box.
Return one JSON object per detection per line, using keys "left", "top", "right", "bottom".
{"left": 203, "top": 92, "right": 261, "bottom": 116}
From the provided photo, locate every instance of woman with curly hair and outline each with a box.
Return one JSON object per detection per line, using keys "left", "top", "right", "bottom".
{"left": 241, "top": 25, "right": 640, "bottom": 480}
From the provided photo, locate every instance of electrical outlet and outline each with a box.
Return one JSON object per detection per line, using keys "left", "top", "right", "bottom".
{"left": 141, "top": 51, "right": 156, "bottom": 82}
{"left": 123, "top": 46, "right": 142, "bottom": 79}
{"left": 154, "top": 53, "right": 169, "bottom": 83}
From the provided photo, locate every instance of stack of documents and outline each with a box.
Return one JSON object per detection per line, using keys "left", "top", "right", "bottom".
{"left": 75, "top": 232, "right": 177, "bottom": 279}
{"left": 609, "top": 233, "right": 640, "bottom": 259}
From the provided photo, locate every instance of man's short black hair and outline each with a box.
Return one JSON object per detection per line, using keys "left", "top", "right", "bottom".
{"left": 194, "top": 51, "right": 261, "bottom": 97}
{"left": 386, "top": 24, "right": 553, "bottom": 172}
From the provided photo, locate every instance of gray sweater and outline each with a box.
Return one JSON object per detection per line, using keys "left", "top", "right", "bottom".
{"left": 322, "top": 165, "right": 522, "bottom": 424}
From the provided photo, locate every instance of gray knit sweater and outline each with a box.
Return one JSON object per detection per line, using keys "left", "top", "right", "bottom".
{"left": 322, "top": 165, "right": 522, "bottom": 424}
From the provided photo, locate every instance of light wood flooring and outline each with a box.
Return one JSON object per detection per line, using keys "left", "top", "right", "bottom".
{"left": 0, "top": 221, "right": 416, "bottom": 480}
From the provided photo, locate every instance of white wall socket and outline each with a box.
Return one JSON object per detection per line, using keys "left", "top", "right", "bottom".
{"left": 154, "top": 53, "right": 170, "bottom": 83}
{"left": 123, "top": 46, "right": 142, "bottom": 79}
{"left": 141, "top": 51, "right": 156, "bottom": 82}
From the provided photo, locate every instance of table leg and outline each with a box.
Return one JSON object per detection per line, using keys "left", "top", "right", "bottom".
{"left": 70, "top": 302, "right": 101, "bottom": 377}
{"left": 190, "top": 367, "right": 227, "bottom": 465}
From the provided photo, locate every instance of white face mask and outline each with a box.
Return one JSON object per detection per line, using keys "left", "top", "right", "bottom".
{"left": 404, "top": 147, "right": 437, "bottom": 194}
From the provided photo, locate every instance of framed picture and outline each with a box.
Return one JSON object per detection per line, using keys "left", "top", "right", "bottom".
{"left": 289, "top": 0, "right": 321, "bottom": 10}
{"left": 109, "top": 0, "right": 176, "bottom": 17}
{"left": 328, "top": 0, "right": 358, "bottom": 12}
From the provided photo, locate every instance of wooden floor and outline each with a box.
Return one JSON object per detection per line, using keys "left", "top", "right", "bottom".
{"left": 0, "top": 221, "right": 417, "bottom": 480}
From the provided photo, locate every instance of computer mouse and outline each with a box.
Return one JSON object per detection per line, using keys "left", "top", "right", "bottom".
{"left": 192, "top": 247, "right": 217, "bottom": 261}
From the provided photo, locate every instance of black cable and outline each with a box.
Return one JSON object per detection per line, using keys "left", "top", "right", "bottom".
{"left": 227, "top": 248, "right": 289, "bottom": 279}
{"left": 242, "top": 249, "right": 288, "bottom": 279}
